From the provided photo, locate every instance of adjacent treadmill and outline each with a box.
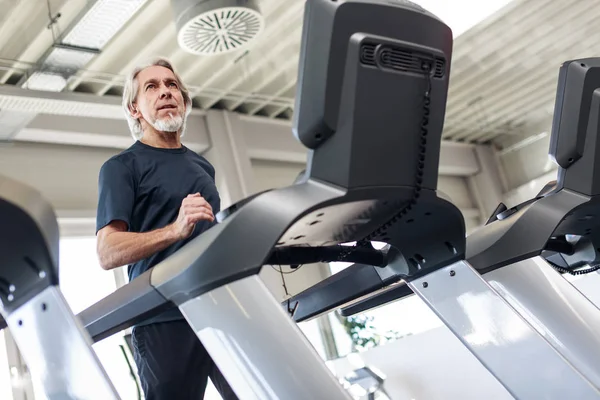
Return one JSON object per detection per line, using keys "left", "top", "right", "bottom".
{"left": 286, "top": 58, "right": 600, "bottom": 398}
{"left": 0, "top": 175, "right": 120, "bottom": 399}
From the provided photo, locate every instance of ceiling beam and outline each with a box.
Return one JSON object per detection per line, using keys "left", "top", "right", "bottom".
{"left": 257, "top": 79, "right": 297, "bottom": 117}
{"left": 197, "top": 29, "right": 303, "bottom": 109}
{"left": 13, "top": 113, "right": 210, "bottom": 154}
{"left": 0, "top": 84, "right": 481, "bottom": 176}
{"left": 237, "top": 114, "right": 481, "bottom": 176}
{"left": 65, "top": 0, "right": 172, "bottom": 93}
{"left": 0, "top": 0, "right": 81, "bottom": 84}
{"left": 224, "top": 54, "right": 299, "bottom": 111}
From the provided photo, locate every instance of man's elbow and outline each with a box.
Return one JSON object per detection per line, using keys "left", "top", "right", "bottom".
{"left": 97, "top": 251, "right": 114, "bottom": 271}
{"left": 97, "top": 241, "right": 116, "bottom": 270}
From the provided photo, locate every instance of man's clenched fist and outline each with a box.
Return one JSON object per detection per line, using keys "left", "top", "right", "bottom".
{"left": 171, "top": 193, "right": 214, "bottom": 240}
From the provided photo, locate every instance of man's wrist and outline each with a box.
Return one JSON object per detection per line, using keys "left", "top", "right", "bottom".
{"left": 165, "top": 223, "right": 181, "bottom": 242}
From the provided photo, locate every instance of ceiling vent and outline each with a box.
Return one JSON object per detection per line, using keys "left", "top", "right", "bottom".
{"left": 171, "top": 0, "right": 264, "bottom": 56}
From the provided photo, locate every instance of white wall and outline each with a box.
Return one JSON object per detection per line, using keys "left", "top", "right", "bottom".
{"left": 325, "top": 270, "right": 600, "bottom": 400}
{"left": 496, "top": 131, "right": 554, "bottom": 192}
{"left": 251, "top": 159, "right": 304, "bottom": 191}
{"left": 0, "top": 142, "right": 120, "bottom": 213}
{"left": 328, "top": 325, "right": 512, "bottom": 400}
{"left": 502, "top": 170, "right": 557, "bottom": 207}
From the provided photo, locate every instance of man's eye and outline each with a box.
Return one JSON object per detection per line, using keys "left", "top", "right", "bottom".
{"left": 169, "top": 82, "right": 178, "bottom": 88}
{"left": 146, "top": 84, "right": 155, "bottom": 90}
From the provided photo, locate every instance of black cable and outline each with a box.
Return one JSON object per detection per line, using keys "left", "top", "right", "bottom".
{"left": 271, "top": 264, "right": 300, "bottom": 316}
{"left": 270, "top": 265, "right": 305, "bottom": 275}
{"left": 547, "top": 259, "right": 600, "bottom": 276}
{"left": 336, "top": 59, "right": 434, "bottom": 262}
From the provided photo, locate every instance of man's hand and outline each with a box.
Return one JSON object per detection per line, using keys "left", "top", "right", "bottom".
{"left": 97, "top": 193, "right": 214, "bottom": 270}
{"left": 171, "top": 193, "right": 214, "bottom": 240}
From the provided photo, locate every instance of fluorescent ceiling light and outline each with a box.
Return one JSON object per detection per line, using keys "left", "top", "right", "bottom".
{"left": 0, "top": 93, "right": 123, "bottom": 119}
{"left": 62, "top": 0, "right": 148, "bottom": 49}
{"left": 23, "top": 72, "right": 68, "bottom": 92}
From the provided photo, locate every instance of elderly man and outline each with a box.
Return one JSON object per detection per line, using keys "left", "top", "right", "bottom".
{"left": 95, "top": 57, "right": 238, "bottom": 400}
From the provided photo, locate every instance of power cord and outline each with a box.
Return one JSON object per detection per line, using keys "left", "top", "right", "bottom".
{"left": 548, "top": 260, "right": 600, "bottom": 276}
{"left": 271, "top": 264, "right": 301, "bottom": 316}
{"left": 336, "top": 56, "right": 434, "bottom": 262}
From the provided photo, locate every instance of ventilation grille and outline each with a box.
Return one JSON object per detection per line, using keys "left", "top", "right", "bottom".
{"left": 178, "top": 8, "right": 264, "bottom": 55}
{"left": 360, "top": 43, "right": 445, "bottom": 78}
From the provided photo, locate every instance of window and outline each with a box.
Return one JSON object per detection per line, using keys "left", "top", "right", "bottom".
{"left": 327, "top": 242, "right": 442, "bottom": 356}
{"left": 0, "top": 331, "right": 13, "bottom": 400}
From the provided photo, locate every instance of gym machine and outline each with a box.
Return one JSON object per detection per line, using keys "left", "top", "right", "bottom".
{"left": 287, "top": 58, "right": 600, "bottom": 397}
{"left": 0, "top": 175, "right": 120, "bottom": 399}
{"left": 77, "top": 1, "right": 464, "bottom": 399}
{"left": 1, "top": 1, "right": 598, "bottom": 400}
{"left": 2, "top": 0, "right": 463, "bottom": 398}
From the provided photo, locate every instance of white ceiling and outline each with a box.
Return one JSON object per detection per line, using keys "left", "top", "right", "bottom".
{"left": 1, "top": 0, "right": 598, "bottom": 188}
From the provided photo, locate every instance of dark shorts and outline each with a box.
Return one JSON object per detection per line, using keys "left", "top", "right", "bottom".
{"left": 131, "top": 320, "right": 238, "bottom": 400}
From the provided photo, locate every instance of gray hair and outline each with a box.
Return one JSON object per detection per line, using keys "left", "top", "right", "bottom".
{"left": 122, "top": 57, "right": 193, "bottom": 140}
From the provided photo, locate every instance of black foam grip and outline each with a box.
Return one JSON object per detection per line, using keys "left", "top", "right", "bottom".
{"left": 286, "top": 263, "right": 397, "bottom": 322}
{"left": 78, "top": 270, "right": 171, "bottom": 342}
{"left": 340, "top": 282, "right": 413, "bottom": 317}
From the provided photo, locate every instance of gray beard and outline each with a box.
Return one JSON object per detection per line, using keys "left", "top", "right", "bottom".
{"left": 151, "top": 113, "right": 184, "bottom": 133}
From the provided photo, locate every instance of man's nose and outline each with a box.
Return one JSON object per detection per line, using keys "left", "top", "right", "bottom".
{"left": 159, "top": 85, "right": 172, "bottom": 98}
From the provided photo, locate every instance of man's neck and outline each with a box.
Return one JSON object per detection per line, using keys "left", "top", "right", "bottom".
{"left": 140, "top": 129, "right": 181, "bottom": 149}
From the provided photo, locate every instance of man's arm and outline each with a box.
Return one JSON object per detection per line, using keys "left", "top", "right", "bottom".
{"left": 97, "top": 193, "right": 214, "bottom": 270}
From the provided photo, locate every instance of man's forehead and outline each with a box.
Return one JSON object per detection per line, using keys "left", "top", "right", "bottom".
{"left": 138, "top": 65, "right": 176, "bottom": 82}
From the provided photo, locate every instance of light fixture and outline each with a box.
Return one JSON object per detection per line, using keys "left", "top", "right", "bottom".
{"left": 171, "top": 0, "right": 265, "bottom": 55}
{"left": 22, "top": 0, "right": 148, "bottom": 92}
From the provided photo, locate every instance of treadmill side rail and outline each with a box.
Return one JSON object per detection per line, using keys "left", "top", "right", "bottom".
{"left": 179, "top": 275, "right": 351, "bottom": 400}
{"left": 408, "top": 260, "right": 600, "bottom": 399}
{"left": 5, "top": 286, "right": 119, "bottom": 400}
{"left": 486, "top": 256, "right": 600, "bottom": 390}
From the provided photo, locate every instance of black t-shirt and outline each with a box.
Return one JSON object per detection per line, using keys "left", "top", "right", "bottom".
{"left": 96, "top": 140, "right": 220, "bottom": 325}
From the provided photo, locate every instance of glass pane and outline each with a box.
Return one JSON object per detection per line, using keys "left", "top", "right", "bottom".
{"left": 328, "top": 241, "right": 444, "bottom": 355}
{"left": 0, "top": 331, "right": 13, "bottom": 400}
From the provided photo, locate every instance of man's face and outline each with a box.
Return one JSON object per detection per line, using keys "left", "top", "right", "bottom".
{"left": 132, "top": 65, "right": 187, "bottom": 133}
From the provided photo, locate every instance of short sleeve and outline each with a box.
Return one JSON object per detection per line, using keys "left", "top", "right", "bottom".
{"left": 96, "top": 158, "right": 135, "bottom": 234}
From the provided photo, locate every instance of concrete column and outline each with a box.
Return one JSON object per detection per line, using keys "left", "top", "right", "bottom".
{"left": 467, "top": 145, "right": 506, "bottom": 224}
{"left": 202, "top": 110, "right": 256, "bottom": 209}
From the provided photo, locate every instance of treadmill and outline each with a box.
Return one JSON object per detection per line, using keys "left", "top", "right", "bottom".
{"left": 3, "top": 1, "right": 596, "bottom": 399}
{"left": 17, "top": 0, "right": 464, "bottom": 398}
{"left": 286, "top": 58, "right": 600, "bottom": 398}
{"left": 74, "top": 1, "right": 465, "bottom": 398}
{"left": 0, "top": 175, "right": 120, "bottom": 399}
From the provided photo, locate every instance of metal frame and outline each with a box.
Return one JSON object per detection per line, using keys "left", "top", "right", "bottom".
{"left": 484, "top": 257, "right": 600, "bottom": 390}
{"left": 0, "top": 171, "right": 120, "bottom": 400}
{"left": 408, "top": 260, "right": 600, "bottom": 399}
{"left": 179, "top": 275, "right": 351, "bottom": 400}
{"left": 5, "top": 287, "right": 119, "bottom": 400}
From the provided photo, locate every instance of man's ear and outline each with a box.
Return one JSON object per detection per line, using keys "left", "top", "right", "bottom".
{"left": 129, "top": 104, "right": 141, "bottom": 119}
